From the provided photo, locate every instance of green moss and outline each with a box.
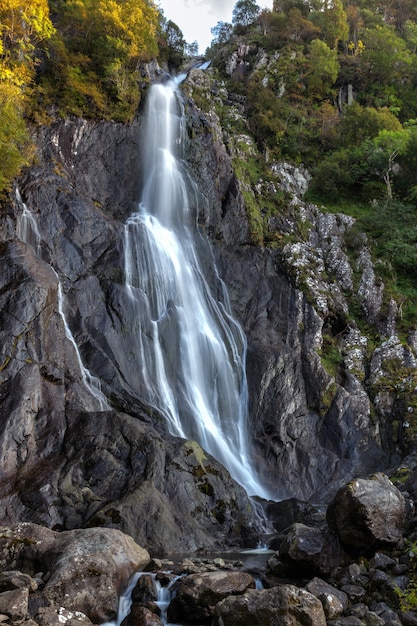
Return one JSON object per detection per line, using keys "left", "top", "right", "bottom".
{"left": 390, "top": 466, "right": 411, "bottom": 485}
{"left": 320, "top": 381, "right": 337, "bottom": 415}
{"left": 320, "top": 334, "right": 342, "bottom": 379}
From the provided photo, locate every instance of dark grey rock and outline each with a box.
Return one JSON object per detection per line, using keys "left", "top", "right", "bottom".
{"left": 167, "top": 570, "right": 254, "bottom": 624}
{"left": 278, "top": 522, "right": 346, "bottom": 575}
{"left": 305, "top": 577, "right": 349, "bottom": 619}
{"left": 327, "top": 474, "right": 407, "bottom": 549}
{"left": 213, "top": 584, "right": 327, "bottom": 625}
{"left": 0, "top": 523, "right": 150, "bottom": 623}
{"left": 0, "top": 587, "right": 29, "bottom": 621}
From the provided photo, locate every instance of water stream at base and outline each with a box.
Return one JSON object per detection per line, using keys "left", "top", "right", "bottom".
{"left": 101, "top": 572, "right": 183, "bottom": 626}
{"left": 124, "top": 76, "right": 272, "bottom": 502}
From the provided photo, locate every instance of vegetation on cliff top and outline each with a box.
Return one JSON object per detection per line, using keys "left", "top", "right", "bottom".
{"left": 203, "top": 0, "right": 417, "bottom": 332}
{"left": 0, "top": 0, "right": 188, "bottom": 194}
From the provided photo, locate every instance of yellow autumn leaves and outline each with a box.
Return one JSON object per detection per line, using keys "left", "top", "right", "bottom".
{"left": 0, "top": 0, "right": 54, "bottom": 193}
{"left": 0, "top": 0, "right": 161, "bottom": 194}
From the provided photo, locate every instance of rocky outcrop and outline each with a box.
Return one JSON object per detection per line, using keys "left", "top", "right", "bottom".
{"left": 1, "top": 472, "right": 416, "bottom": 626}
{"left": 183, "top": 64, "right": 417, "bottom": 502}
{"left": 0, "top": 113, "right": 260, "bottom": 554}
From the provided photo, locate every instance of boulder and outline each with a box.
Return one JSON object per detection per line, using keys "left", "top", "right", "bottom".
{"left": 277, "top": 522, "right": 346, "bottom": 575}
{"left": 121, "top": 605, "right": 163, "bottom": 626}
{"left": 0, "top": 523, "right": 150, "bottom": 623}
{"left": 264, "top": 498, "right": 323, "bottom": 533}
{"left": 131, "top": 575, "right": 158, "bottom": 605}
{"left": 214, "top": 584, "right": 327, "bottom": 625}
{"left": 36, "top": 607, "right": 93, "bottom": 626}
{"left": 305, "top": 577, "right": 349, "bottom": 619}
{"left": 0, "top": 587, "right": 29, "bottom": 621}
{"left": 167, "top": 570, "right": 254, "bottom": 624}
{"left": 327, "top": 473, "right": 408, "bottom": 549}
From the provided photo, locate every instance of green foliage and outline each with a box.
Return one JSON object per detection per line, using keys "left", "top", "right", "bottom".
{"left": 338, "top": 103, "right": 402, "bottom": 148}
{"left": 232, "top": 0, "right": 261, "bottom": 28}
{"left": 211, "top": 22, "right": 233, "bottom": 46}
{"left": 310, "top": 0, "right": 348, "bottom": 49}
{"left": 358, "top": 25, "right": 413, "bottom": 108}
{"left": 36, "top": 0, "right": 161, "bottom": 121}
{"left": 0, "top": 96, "right": 31, "bottom": 193}
{"left": 0, "top": 0, "right": 55, "bottom": 193}
{"left": 162, "top": 19, "right": 186, "bottom": 68}
{"left": 320, "top": 334, "right": 343, "bottom": 378}
{"left": 305, "top": 39, "right": 339, "bottom": 98}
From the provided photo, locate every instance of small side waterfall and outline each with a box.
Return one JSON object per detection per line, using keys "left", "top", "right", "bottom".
{"left": 16, "top": 188, "right": 42, "bottom": 257}
{"left": 56, "top": 276, "right": 110, "bottom": 411}
{"left": 15, "top": 188, "right": 109, "bottom": 412}
{"left": 124, "top": 79, "right": 270, "bottom": 500}
{"left": 102, "top": 572, "right": 182, "bottom": 626}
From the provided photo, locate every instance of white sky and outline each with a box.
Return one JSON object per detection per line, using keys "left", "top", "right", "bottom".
{"left": 157, "top": 0, "right": 274, "bottom": 54}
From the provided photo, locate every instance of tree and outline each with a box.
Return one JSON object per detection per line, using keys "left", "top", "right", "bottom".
{"left": 164, "top": 19, "right": 185, "bottom": 67}
{"left": 40, "top": 0, "right": 161, "bottom": 120}
{"left": 361, "top": 24, "right": 412, "bottom": 85}
{"left": 210, "top": 21, "right": 233, "bottom": 45}
{"left": 0, "top": 0, "right": 54, "bottom": 192}
{"left": 311, "top": 0, "right": 348, "bottom": 48}
{"left": 403, "top": 19, "right": 417, "bottom": 52}
{"left": 382, "top": 0, "right": 417, "bottom": 34}
{"left": 284, "top": 7, "right": 320, "bottom": 42}
{"left": 0, "top": 79, "right": 32, "bottom": 193}
{"left": 345, "top": 3, "right": 364, "bottom": 47}
{"left": 371, "top": 129, "right": 410, "bottom": 201}
{"left": 0, "top": 0, "right": 55, "bottom": 70}
{"left": 273, "top": 0, "right": 311, "bottom": 16}
{"left": 338, "top": 102, "right": 402, "bottom": 147}
{"left": 185, "top": 41, "right": 199, "bottom": 57}
{"left": 232, "top": 0, "right": 260, "bottom": 28}
{"left": 305, "top": 39, "right": 340, "bottom": 98}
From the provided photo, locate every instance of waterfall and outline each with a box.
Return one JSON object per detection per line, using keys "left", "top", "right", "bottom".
{"left": 56, "top": 277, "right": 110, "bottom": 411}
{"left": 101, "top": 572, "right": 182, "bottom": 626}
{"left": 15, "top": 188, "right": 109, "bottom": 412}
{"left": 124, "top": 78, "right": 270, "bottom": 500}
{"left": 16, "top": 188, "right": 42, "bottom": 257}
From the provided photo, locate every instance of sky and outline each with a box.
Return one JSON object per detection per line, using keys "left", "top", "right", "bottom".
{"left": 157, "top": 0, "right": 274, "bottom": 55}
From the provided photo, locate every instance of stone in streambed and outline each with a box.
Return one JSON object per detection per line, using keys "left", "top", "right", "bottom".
{"left": 167, "top": 570, "right": 255, "bottom": 624}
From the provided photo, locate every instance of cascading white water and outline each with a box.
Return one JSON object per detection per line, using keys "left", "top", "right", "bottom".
{"left": 124, "top": 78, "right": 270, "bottom": 500}
{"left": 101, "top": 572, "right": 182, "bottom": 626}
{"left": 56, "top": 277, "right": 110, "bottom": 411}
{"left": 16, "top": 188, "right": 42, "bottom": 257}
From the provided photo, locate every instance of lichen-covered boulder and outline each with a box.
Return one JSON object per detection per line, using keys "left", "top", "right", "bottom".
{"left": 326, "top": 473, "right": 408, "bottom": 549}
{"left": 214, "top": 584, "right": 327, "bottom": 626}
{"left": 0, "top": 523, "right": 150, "bottom": 623}
{"left": 167, "top": 571, "right": 255, "bottom": 624}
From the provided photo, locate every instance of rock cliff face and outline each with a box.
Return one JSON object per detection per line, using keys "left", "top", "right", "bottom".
{"left": 182, "top": 64, "right": 415, "bottom": 502}
{"left": 0, "top": 114, "right": 258, "bottom": 554}
{"left": 0, "top": 60, "right": 415, "bottom": 553}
